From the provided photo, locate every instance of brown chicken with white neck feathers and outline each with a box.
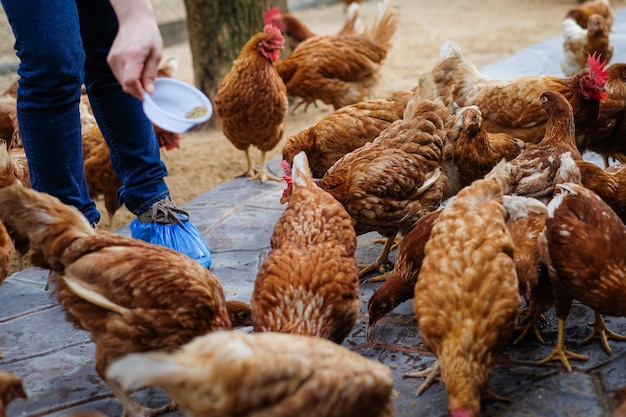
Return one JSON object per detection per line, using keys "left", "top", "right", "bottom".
{"left": 0, "top": 185, "right": 233, "bottom": 417}
{"left": 411, "top": 160, "right": 520, "bottom": 417}
{"left": 433, "top": 40, "right": 608, "bottom": 145}
{"left": 253, "top": 152, "right": 359, "bottom": 343}
{"left": 0, "top": 371, "right": 26, "bottom": 417}
{"left": 538, "top": 155, "right": 626, "bottom": 372}
{"left": 561, "top": 13, "right": 613, "bottom": 77}
{"left": 107, "top": 331, "right": 396, "bottom": 417}
{"left": 493, "top": 91, "right": 583, "bottom": 204}
{"left": 316, "top": 73, "right": 450, "bottom": 279}
{"left": 451, "top": 105, "right": 525, "bottom": 187}
{"left": 282, "top": 88, "right": 414, "bottom": 178}
{"left": 273, "top": 0, "right": 398, "bottom": 111}
{"left": 215, "top": 24, "right": 288, "bottom": 183}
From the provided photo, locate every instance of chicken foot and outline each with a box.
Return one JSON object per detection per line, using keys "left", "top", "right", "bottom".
{"left": 537, "top": 317, "right": 588, "bottom": 372}
{"left": 581, "top": 312, "right": 626, "bottom": 354}
{"left": 404, "top": 360, "right": 441, "bottom": 396}
{"left": 514, "top": 299, "right": 546, "bottom": 344}
{"left": 242, "top": 149, "right": 281, "bottom": 183}
{"left": 107, "top": 379, "right": 178, "bottom": 417}
{"left": 358, "top": 234, "right": 396, "bottom": 281}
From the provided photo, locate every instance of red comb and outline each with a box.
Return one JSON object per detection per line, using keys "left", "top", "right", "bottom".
{"left": 588, "top": 52, "right": 608, "bottom": 85}
{"left": 263, "top": 24, "right": 284, "bottom": 43}
{"left": 264, "top": 6, "right": 281, "bottom": 25}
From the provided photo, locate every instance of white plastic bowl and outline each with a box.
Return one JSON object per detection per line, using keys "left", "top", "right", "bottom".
{"left": 143, "top": 78, "right": 213, "bottom": 133}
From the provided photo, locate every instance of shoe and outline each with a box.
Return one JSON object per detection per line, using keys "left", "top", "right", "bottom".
{"left": 130, "top": 197, "right": 212, "bottom": 269}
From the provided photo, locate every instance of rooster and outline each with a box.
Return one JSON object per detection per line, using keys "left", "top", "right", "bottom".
{"left": 215, "top": 24, "right": 288, "bottom": 183}
{"left": 107, "top": 331, "right": 396, "bottom": 417}
{"left": 409, "top": 160, "right": 520, "bottom": 415}
{"left": 451, "top": 105, "right": 526, "bottom": 187}
{"left": 274, "top": 0, "right": 399, "bottom": 111}
{"left": 0, "top": 185, "right": 233, "bottom": 417}
{"left": 538, "top": 154, "right": 626, "bottom": 372}
{"left": 316, "top": 73, "right": 451, "bottom": 279}
{"left": 253, "top": 152, "right": 359, "bottom": 343}
{"left": 561, "top": 13, "right": 613, "bottom": 77}
{"left": 433, "top": 40, "right": 608, "bottom": 145}
{"left": 282, "top": 88, "right": 414, "bottom": 178}
{"left": 264, "top": 3, "right": 362, "bottom": 51}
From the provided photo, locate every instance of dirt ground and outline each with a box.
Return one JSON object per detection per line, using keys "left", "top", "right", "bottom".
{"left": 2, "top": 0, "right": 625, "bottom": 231}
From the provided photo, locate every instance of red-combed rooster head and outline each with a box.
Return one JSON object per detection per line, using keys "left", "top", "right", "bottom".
{"left": 260, "top": 24, "right": 285, "bottom": 63}
{"left": 581, "top": 52, "right": 608, "bottom": 101}
{"left": 279, "top": 159, "right": 293, "bottom": 204}
{"left": 264, "top": 6, "right": 284, "bottom": 30}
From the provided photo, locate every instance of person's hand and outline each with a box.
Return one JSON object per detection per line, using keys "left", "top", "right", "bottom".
{"left": 107, "top": 1, "right": 163, "bottom": 100}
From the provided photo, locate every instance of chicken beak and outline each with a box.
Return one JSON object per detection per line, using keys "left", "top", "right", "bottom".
{"left": 366, "top": 323, "right": 377, "bottom": 343}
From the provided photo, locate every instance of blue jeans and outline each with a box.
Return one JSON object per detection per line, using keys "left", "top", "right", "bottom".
{"left": 1, "top": 0, "right": 170, "bottom": 224}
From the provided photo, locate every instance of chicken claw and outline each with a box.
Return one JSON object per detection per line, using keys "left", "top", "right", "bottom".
{"left": 537, "top": 318, "right": 588, "bottom": 372}
{"left": 358, "top": 235, "right": 396, "bottom": 280}
{"left": 582, "top": 312, "right": 626, "bottom": 354}
{"left": 514, "top": 300, "right": 546, "bottom": 344}
{"left": 404, "top": 360, "right": 441, "bottom": 396}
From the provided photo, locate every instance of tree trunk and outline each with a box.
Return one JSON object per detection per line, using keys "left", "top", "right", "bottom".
{"left": 183, "top": 0, "right": 289, "bottom": 127}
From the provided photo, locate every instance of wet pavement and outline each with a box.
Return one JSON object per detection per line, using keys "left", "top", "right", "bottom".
{"left": 2, "top": 8, "right": 626, "bottom": 417}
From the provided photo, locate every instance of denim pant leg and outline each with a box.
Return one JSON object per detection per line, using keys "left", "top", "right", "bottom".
{"left": 1, "top": 0, "right": 100, "bottom": 224}
{"left": 76, "top": 0, "right": 170, "bottom": 216}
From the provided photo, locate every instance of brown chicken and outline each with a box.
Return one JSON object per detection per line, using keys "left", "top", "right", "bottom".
{"left": 273, "top": 0, "right": 398, "bottom": 111}
{"left": 0, "top": 95, "right": 16, "bottom": 145}
{"left": 316, "top": 73, "right": 450, "bottom": 278}
{"left": 433, "top": 40, "right": 608, "bottom": 145}
{"left": 577, "top": 159, "right": 626, "bottom": 222}
{"left": 0, "top": 371, "right": 26, "bottom": 417}
{"left": 615, "top": 385, "right": 626, "bottom": 417}
{"left": 264, "top": 3, "right": 361, "bottom": 51}
{"left": 107, "top": 331, "right": 396, "bottom": 417}
{"left": 565, "top": 0, "right": 613, "bottom": 29}
{"left": 451, "top": 105, "right": 526, "bottom": 187}
{"left": 503, "top": 196, "right": 552, "bottom": 344}
{"left": 493, "top": 91, "right": 583, "bottom": 204}
{"left": 215, "top": 24, "right": 288, "bottom": 183}
{"left": 0, "top": 185, "right": 233, "bottom": 417}
{"left": 561, "top": 14, "right": 613, "bottom": 77}
{"left": 410, "top": 160, "right": 520, "bottom": 416}
{"left": 282, "top": 88, "right": 414, "bottom": 178}
{"left": 366, "top": 209, "right": 441, "bottom": 341}
{"left": 253, "top": 152, "right": 359, "bottom": 343}
{"left": 538, "top": 164, "right": 626, "bottom": 372}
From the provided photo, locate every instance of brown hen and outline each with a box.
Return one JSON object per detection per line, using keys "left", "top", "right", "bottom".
{"left": 282, "top": 88, "right": 414, "bottom": 178}
{"left": 433, "top": 40, "right": 608, "bottom": 145}
{"left": 561, "top": 14, "right": 613, "bottom": 77}
{"left": 577, "top": 159, "right": 626, "bottom": 222}
{"left": 493, "top": 91, "right": 583, "bottom": 204}
{"left": 264, "top": 3, "right": 361, "bottom": 51}
{"left": 107, "top": 331, "right": 396, "bottom": 417}
{"left": 215, "top": 24, "right": 288, "bottom": 183}
{"left": 538, "top": 163, "right": 626, "bottom": 372}
{"left": 452, "top": 105, "right": 525, "bottom": 187}
{"left": 274, "top": 0, "right": 398, "bottom": 111}
{"left": 0, "top": 371, "right": 26, "bottom": 417}
{"left": 565, "top": 0, "right": 613, "bottom": 29}
{"left": 366, "top": 209, "right": 441, "bottom": 341}
{"left": 253, "top": 152, "right": 359, "bottom": 343}
{"left": 0, "top": 185, "right": 233, "bottom": 417}
{"left": 410, "top": 160, "right": 520, "bottom": 416}
{"left": 316, "top": 73, "right": 450, "bottom": 279}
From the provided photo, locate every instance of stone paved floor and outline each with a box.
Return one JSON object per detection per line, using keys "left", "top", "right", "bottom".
{"left": 2, "top": 7, "right": 626, "bottom": 417}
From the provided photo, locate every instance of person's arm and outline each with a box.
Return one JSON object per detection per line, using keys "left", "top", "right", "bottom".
{"left": 107, "top": 0, "right": 163, "bottom": 100}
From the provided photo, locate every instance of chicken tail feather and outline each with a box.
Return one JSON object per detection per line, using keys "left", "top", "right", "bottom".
{"left": 63, "top": 273, "right": 130, "bottom": 315}
{"left": 365, "top": 0, "right": 399, "bottom": 52}
{"left": 107, "top": 352, "right": 180, "bottom": 391}
{"left": 0, "top": 185, "right": 95, "bottom": 269}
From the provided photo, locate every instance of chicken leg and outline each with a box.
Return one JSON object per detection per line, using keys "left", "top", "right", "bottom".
{"left": 514, "top": 299, "right": 546, "bottom": 344}
{"left": 404, "top": 360, "right": 441, "bottom": 396}
{"left": 581, "top": 312, "right": 626, "bottom": 354}
{"left": 242, "top": 149, "right": 280, "bottom": 183}
{"left": 358, "top": 233, "right": 396, "bottom": 280}
{"left": 107, "top": 380, "right": 177, "bottom": 417}
{"left": 537, "top": 317, "right": 588, "bottom": 372}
